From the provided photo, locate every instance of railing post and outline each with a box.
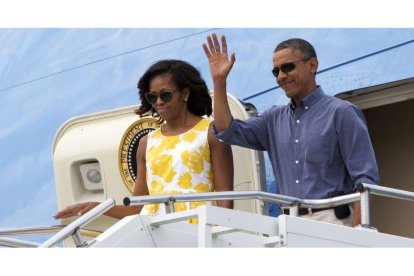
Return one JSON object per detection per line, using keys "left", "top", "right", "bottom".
{"left": 360, "top": 189, "right": 371, "bottom": 227}
{"left": 165, "top": 198, "right": 175, "bottom": 214}
{"left": 197, "top": 209, "right": 212, "bottom": 247}
{"left": 289, "top": 202, "right": 300, "bottom": 217}
{"left": 72, "top": 227, "right": 86, "bottom": 247}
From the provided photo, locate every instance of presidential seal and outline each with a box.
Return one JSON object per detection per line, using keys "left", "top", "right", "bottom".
{"left": 119, "top": 117, "right": 160, "bottom": 193}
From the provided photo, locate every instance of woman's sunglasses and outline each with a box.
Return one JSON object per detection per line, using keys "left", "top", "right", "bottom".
{"left": 145, "top": 90, "right": 178, "bottom": 104}
{"left": 272, "top": 58, "right": 310, "bottom": 78}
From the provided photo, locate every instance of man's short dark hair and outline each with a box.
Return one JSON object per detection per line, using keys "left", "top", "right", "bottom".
{"left": 274, "top": 38, "right": 317, "bottom": 59}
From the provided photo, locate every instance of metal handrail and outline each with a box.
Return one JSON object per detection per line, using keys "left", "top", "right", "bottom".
{"left": 0, "top": 237, "right": 39, "bottom": 248}
{"left": 356, "top": 183, "right": 414, "bottom": 226}
{"left": 357, "top": 183, "right": 414, "bottom": 201}
{"left": 124, "top": 191, "right": 303, "bottom": 208}
{"left": 125, "top": 185, "right": 414, "bottom": 228}
{"left": 0, "top": 225, "right": 65, "bottom": 236}
{"left": 0, "top": 225, "right": 102, "bottom": 238}
{"left": 3, "top": 183, "right": 411, "bottom": 248}
{"left": 9, "top": 184, "right": 412, "bottom": 248}
{"left": 124, "top": 190, "right": 361, "bottom": 210}
{"left": 0, "top": 225, "right": 103, "bottom": 248}
{"left": 38, "top": 198, "right": 116, "bottom": 248}
{"left": 302, "top": 193, "right": 361, "bottom": 208}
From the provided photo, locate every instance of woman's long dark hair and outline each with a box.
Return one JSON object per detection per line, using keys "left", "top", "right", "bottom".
{"left": 135, "top": 59, "right": 212, "bottom": 120}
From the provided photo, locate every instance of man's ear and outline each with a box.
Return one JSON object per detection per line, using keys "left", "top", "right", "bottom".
{"left": 309, "top": 57, "right": 319, "bottom": 75}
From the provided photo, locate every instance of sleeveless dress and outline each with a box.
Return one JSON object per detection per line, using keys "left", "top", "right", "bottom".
{"left": 141, "top": 118, "right": 213, "bottom": 223}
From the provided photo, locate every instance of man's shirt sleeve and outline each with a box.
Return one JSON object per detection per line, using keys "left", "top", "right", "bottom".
{"left": 213, "top": 114, "right": 270, "bottom": 151}
{"left": 337, "top": 104, "right": 380, "bottom": 187}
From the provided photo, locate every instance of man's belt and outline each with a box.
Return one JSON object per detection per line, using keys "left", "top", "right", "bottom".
{"left": 281, "top": 207, "right": 332, "bottom": 216}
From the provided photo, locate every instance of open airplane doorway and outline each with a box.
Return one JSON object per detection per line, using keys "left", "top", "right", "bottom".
{"left": 337, "top": 77, "right": 414, "bottom": 238}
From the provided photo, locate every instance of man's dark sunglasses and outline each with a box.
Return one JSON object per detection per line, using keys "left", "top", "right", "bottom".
{"left": 145, "top": 90, "right": 177, "bottom": 104}
{"left": 272, "top": 58, "right": 311, "bottom": 78}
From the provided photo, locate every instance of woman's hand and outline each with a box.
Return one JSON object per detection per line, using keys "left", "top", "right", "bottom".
{"left": 53, "top": 202, "right": 99, "bottom": 219}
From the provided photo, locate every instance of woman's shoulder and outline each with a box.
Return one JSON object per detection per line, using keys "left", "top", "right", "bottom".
{"left": 147, "top": 127, "right": 162, "bottom": 139}
{"left": 192, "top": 117, "right": 213, "bottom": 131}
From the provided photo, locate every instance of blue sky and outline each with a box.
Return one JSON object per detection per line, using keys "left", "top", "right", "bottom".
{"left": 1, "top": 28, "right": 414, "bottom": 239}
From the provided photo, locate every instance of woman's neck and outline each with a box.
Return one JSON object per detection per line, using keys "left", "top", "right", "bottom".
{"left": 161, "top": 110, "right": 201, "bottom": 136}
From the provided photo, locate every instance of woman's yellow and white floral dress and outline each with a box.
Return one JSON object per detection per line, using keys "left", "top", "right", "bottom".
{"left": 141, "top": 118, "right": 213, "bottom": 223}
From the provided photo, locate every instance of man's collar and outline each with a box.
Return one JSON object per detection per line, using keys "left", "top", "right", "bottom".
{"left": 289, "top": 86, "right": 324, "bottom": 110}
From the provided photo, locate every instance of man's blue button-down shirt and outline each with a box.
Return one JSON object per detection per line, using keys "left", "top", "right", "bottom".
{"left": 216, "top": 87, "right": 379, "bottom": 199}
